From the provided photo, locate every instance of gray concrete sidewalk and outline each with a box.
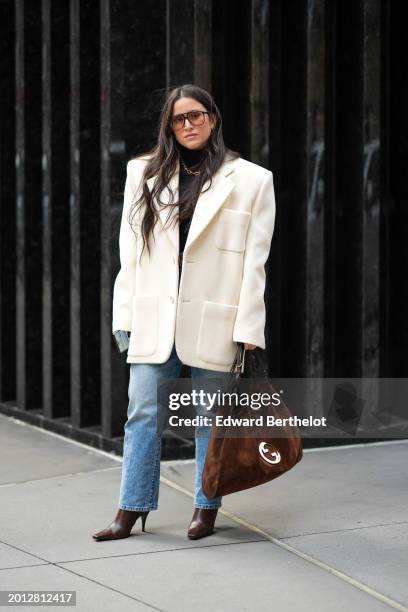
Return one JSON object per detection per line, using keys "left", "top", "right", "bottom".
{"left": 0, "top": 413, "right": 407, "bottom": 612}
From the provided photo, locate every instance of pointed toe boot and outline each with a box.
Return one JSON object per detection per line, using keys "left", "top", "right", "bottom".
{"left": 92, "top": 509, "right": 149, "bottom": 541}
{"left": 187, "top": 508, "right": 219, "bottom": 540}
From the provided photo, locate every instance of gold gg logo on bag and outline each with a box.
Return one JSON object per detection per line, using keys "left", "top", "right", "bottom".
{"left": 258, "top": 442, "right": 281, "bottom": 464}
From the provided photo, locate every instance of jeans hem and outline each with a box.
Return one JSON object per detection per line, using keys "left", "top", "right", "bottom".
{"left": 195, "top": 504, "right": 221, "bottom": 509}
{"left": 119, "top": 504, "right": 157, "bottom": 511}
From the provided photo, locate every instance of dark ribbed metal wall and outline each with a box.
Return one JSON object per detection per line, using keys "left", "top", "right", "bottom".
{"left": 0, "top": 0, "right": 406, "bottom": 455}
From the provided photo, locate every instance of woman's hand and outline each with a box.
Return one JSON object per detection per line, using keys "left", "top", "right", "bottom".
{"left": 244, "top": 343, "right": 257, "bottom": 350}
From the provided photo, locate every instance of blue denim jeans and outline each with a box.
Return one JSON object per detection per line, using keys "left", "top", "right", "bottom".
{"left": 118, "top": 341, "right": 231, "bottom": 510}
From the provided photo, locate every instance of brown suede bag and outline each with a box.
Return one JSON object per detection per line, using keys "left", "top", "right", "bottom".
{"left": 202, "top": 343, "right": 303, "bottom": 498}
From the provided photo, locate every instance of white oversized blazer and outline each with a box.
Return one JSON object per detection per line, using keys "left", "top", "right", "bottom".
{"left": 112, "top": 153, "right": 276, "bottom": 372}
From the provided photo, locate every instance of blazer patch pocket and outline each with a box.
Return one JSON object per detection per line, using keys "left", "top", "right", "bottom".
{"left": 128, "top": 295, "right": 158, "bottom": 357}
{"left": 197, "top": 300, "right": 238, "bottom": 365}
{"left": 215, "top": 208, "right": 251, "bottom": 253}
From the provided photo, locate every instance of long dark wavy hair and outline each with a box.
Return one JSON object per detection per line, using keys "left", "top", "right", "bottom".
{"left": 128, "top": 84, "right": 240, "bottom": 261}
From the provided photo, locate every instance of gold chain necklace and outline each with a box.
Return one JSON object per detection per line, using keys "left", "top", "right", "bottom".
{"left": 180, "top": 157, "right": 201, "bottom": 176}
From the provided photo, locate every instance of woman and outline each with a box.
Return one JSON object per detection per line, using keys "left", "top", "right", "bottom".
{"left": 92, "top": 84, "right": 276, "bottom": 542}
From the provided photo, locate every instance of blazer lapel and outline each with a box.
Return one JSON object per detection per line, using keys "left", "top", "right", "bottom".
{"left": 146, "top": 156, "right": 237, "bottom": 254}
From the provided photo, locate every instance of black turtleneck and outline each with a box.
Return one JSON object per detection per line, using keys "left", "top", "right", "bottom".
{"left": 177, "top": 143, "right": 205, "bottom": 281}
{"left": 178, "top": 142, "right": 205, "bottom": 167}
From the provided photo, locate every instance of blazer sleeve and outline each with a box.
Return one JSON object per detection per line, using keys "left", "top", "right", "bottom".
{"left": 112, "top": 161, "right": 139, "bottom": 334}
{"left": 232, "top": 170, "right": 276, "bottom": 349}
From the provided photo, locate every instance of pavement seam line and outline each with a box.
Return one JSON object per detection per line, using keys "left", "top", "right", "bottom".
{"left": 0, "top": 537, "right": 164, "bottom": 612}
{"left": 56, "top": 540, "right": 267, "bottom": 565}
{"left": 280, "top": 520, "right": 408, "bottom": 539}
{"left": 159, "top": 475, "right": 408, "bottom": 612}
{"left": 0, "top": 540, "right": 266, "bottom": 572}
{"left": 0, "top": 563, "right": 51, "bottom": 572}
{"left": 48, "top": 563, "right": 165, "bottom": 612}
{"left": 302, "top": 439, "right": 408, "bottom": 451}
{"left": 0, "top": 466, "right": 121, "bottom": 489}
{"left": 0, "top": 539, "right": 52, "bottom": 565}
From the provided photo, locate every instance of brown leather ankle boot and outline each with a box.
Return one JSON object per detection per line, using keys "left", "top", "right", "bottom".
{"left": 92, "top": 508, "right": 149, "bottom": 541}
{"left": 187, "top": 508, "right": 219, "bottom": 540}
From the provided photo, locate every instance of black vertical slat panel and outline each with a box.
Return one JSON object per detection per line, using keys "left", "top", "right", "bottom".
{"left": 267, "top": 0, "right": 282, "bottom": 374}
{"left": 211, "top": 0, "right": 251, "bottom": 157}
{"left": 100, "top": 0, "right": 112, "bottom": 438}
{"left": 324, "top": 0, "right": 336, "bottom": 377}
{"left": 43, "top": 0, "right": 71, "bottom": 421}
{"left": 194, "top": 0, "right": 212, "bottom": 89}
{"left": 15, "top": 0, "right": 26, "bottom": 410}
{"left": 211, "top": 1, "right": 228, "bottom": 130}
{"left": 42, "top": 0, "right": 52, "bottom": 417}
{"left": 166, "top": 0, "right": 170, "bottom": 88}
{"left": 0, "top": 0, "right": 16, "bottom": 401}
{"left": 249, "top": 0, "right": 269, "bottom": 167}
{"left": 79, "top": 0, "right": 101, "bottom": 428}
{"left": 361, "top": 0, "right": 381, "bottom": 379}
{"left": 51, "top": 0, "right": 70, "bottom": 419}
{"left": 306, "top": 0, "right": 325, "bottom": 381}
{"left": 24, "top": 0, "right": 43, "bottom": 411}
{"left": 335, "top": 1, "right": 365, "bottom": 377}
{"left": 70, "top": 0, "right": 81, "bottom": 426}
{"left": 120, "top": 0, "right": 167, "bottom": 160}
{"left": 250, "top": 0, "right": 274, "bottom": 373}
{"left": 334, "top": 0, "right": 381, "bottom": 381}
{"left": 280, "top": 2, "right": 308, "bottom": 377}
{"left": 167, "top": 0, "right": 195, "bottom": 88}
{"left": 380, "top": 0, "right": 390, "bottom": 378}
{"left": 109, "top": 0, "right": 131, "bottom": 440}
{"left": 388, "top": 2, "right": 408, "bottom": 377}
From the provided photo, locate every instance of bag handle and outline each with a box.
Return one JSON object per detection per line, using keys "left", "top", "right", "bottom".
{"left": 230, "top": 342, "right": 246, "bottom": 375}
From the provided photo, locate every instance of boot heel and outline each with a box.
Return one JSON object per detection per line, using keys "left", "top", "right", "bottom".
{"left": 141, "top": 511, "right": 149, "bottom": 532}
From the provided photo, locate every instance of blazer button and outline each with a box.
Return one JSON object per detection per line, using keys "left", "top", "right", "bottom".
{"left": 170, "top": 296, "right": 175, "bottom": 303}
